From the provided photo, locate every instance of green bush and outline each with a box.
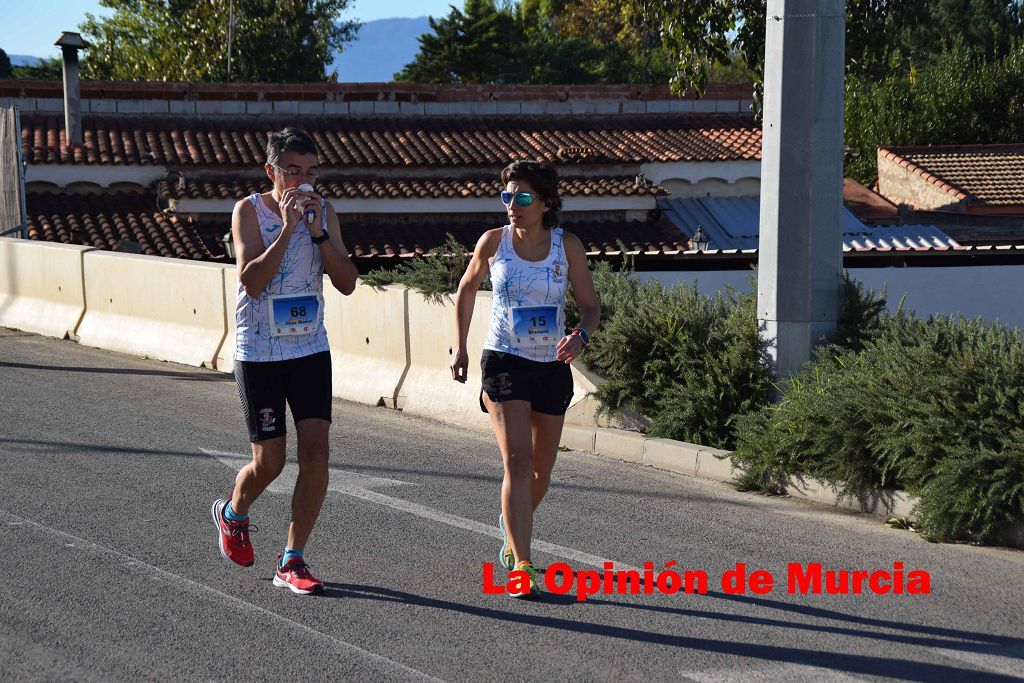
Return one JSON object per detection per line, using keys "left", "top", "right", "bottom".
{"left": 363, "top": 233, "right": 489, "bottom": 302}
{"left": 732, "top": 312, "right": 1024, "bottom": 545}
{"left": 567, "top": 262, "right": 774, "bottom": 449}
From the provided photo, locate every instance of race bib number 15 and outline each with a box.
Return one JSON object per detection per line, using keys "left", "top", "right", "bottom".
{"left": 511, "top": 305, "right": 558, "bottom": 347}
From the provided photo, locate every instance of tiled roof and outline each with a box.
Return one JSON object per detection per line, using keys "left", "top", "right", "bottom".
{"left": 25, "top": 191, "right": 215, "bottom": 259}
{"left": 22, "top": 113, "right": 761, "bottom": 167}
{"left": 658, "top": 197, "right": 963, "bottom": 252}
{"left": 158, "top": 175, "right": 668, "bottom": 201}
{"left": 842, "top": 178, "right": 899, "bottom": 222}
{"left": 879, "top": 145, "right": 1024, "bottom": 206}
{"left": 24, "top": 192, "right": 686, "bottom": 262}
{"left": 335, "top": 215, "right": 689, "bottom": 260}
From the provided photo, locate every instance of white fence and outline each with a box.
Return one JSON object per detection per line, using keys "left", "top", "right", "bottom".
{"left": 644, "top": 265, "right": 1024, "bottom": 329}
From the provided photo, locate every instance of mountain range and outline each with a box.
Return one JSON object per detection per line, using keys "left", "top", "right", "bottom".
{"left": 332, "top": 16, "right": 430, "bottom": 83}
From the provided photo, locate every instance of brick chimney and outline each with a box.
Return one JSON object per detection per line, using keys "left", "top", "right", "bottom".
{"left": 54, "top": 31, "right": 88, "bottom": 148}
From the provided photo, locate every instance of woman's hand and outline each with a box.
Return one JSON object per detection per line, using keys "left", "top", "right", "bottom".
{"left": 555, "top": 333, "right": 584, "bottom": 363}
{"left": 451, "top": 347, "right": 469, "bottom": 383}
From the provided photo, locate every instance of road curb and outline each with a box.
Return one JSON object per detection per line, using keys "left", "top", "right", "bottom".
{"left": 560, "top": 425, "right": 919, "bottom": 521}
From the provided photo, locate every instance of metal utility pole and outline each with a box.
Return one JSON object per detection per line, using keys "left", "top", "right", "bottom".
{"left": 757, "top": 0, "right": 846, "bottom": 378}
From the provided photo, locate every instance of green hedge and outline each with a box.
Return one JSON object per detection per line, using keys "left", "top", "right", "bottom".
{"left": 732, "top": 312, "right": 1024, "bottom": 545}
{"left": 566, "top": 262, "right": 774, "bottom": 449}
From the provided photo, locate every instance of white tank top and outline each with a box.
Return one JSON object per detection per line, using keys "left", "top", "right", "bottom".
{"left": 235, "top": 193, "right": 330, "bottom": 362}
{"left": 484, "top": 226, "right": 568, "bottom": 362}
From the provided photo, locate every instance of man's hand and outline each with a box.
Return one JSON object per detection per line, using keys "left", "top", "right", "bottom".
{"left": 296, "top": 184, "right": 325, "bottom": 238}
{"left": 278, "top": 187, "right": 303, "bottom": 234}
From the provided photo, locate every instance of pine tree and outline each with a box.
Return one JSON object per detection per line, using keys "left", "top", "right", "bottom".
{"left": 395, "top": 0, "right": 525, "bottom": 83}
{"left": 0, "top": 50, "right": 12, "bottom": 79}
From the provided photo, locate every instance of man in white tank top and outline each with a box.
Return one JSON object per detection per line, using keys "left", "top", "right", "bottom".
{"left": 211, "top": 127, "right": 358, "bottom": 595}
{"left": 452, "top": 160, "right": 601, "bottom": 598}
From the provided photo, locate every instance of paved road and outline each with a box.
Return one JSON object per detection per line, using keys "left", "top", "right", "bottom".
{"left": 1, "top": 327, "right": 1022, "bottom": 681}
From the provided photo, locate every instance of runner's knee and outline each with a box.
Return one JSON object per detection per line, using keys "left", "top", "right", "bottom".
{"left": 505, "top": 447, "right": 534, "bottom": 480}
{"left": 297, "top": 440, "right": 329, "bottom": 468}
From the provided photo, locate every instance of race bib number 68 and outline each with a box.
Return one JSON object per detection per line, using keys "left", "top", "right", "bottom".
{"left": 269, "top": 293, "right": 321, "bottom": 336}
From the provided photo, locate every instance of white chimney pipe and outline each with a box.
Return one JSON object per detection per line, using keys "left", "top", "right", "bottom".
{"left": 54, "top": 32, "right": 88, "bottom": 148}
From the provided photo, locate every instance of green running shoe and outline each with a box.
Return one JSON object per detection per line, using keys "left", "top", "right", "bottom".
{"left": 509, "top": 560, "right": 541, "bottom": 599}
{"left": 498, "top": 513, "right": 515, "bottom": 570}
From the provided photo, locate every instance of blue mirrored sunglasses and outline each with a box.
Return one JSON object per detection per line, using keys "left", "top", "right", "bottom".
{"left": 500, "top": 191, "right": 535, "bottom": 207}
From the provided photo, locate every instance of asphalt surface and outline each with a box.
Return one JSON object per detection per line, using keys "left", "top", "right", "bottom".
{"left": 1, "top": 327, "right": 1023, "bottom": 682}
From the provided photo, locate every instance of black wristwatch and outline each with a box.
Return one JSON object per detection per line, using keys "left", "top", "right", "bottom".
{"left": 311, "top": 231, "right": 330, "bottom": 244}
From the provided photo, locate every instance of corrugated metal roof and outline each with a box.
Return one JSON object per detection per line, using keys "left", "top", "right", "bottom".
{"left": 659, "top": 197, "right": 964, "bottom": 252}
{"left": 841, "top": 225, "right": 963, "bottom": 252}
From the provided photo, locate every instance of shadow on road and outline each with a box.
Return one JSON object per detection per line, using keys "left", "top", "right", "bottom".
{"left": 0, "top": 360, "right": 232, "bottom": 382}
{"left": 0, "top": 438, "right": 220, "bottom": 460}
{"left": 323, "top": 581, "right": 1023, "bottom": 682}
{"left": 330, "top": 461, "right": 755, "bottom": 507}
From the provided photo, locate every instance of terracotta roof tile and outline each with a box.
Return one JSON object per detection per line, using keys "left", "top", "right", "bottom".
{"left": 22, "top": 113, "right": 761, "bottom": 167}
{"left": 157, "top": 175, "right": 669, "bottom": 201}
{"left": 25, "top": 191, "right": 215, "bottom": 259}
{"left": 25, "top": 191, "right": 683, "bottom": 263}
{"left": 333, "top": 215, "right": 688, "bottom": 261}
{"left": 843, "top": 178, "right": 899, "bottom": 222}
{"left": 880, "top": 144, "right": 1024, "bottom": 206}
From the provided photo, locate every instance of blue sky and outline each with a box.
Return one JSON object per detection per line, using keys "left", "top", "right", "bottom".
{"left": 0, "top": 0, "right": 459, "bottom": 58}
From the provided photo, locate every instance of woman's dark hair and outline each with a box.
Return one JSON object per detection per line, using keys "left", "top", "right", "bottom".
{"left": 265, "top": 127, "right": 318, "bottom": 167}
{"left": 500, "top": 160, "right": 561, "bottom": 229}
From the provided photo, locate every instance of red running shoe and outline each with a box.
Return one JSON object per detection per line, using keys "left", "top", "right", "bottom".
{"left": 273, "top": 556, "right": 324, "bottom": 595}
{"left": 211, "top": 497, "right": 256, "bottom": 567}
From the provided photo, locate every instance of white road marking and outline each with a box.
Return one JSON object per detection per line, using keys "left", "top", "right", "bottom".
{"left": 202, "top": 447, "right": 641, "bottom": 573}
{"left": 0, "top": 508, "right": 444, "bottom": 683}
{"left": 202, "top": 448, "right": 416, "bottom": 494}
{"left": 680, "top": 662, "right": 869, "bottom": 682}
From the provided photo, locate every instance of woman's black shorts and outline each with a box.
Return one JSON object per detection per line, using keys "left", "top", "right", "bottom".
{"left": 234, "top": 351, "right": 333, "bottom": 442}
{"left": 479, "top": 349, "right": 574, "bottom": 416}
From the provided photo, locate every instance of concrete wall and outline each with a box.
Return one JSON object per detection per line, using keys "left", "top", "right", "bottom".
{"left": 400, "top": 290, "right": 494, "bottom": 430}
{"left": 661, "top": 178, "right": 760, "bottom": 199}
{"left": 877, "top": 153, "right": 965, "bottom": 212}
{"left": 324, "top": 281, "right": 410, "bottom": 408}
{"left": 76, "top": 251, "right": 227, "bottom": 368}
{"left": 0, "top": 238, "right": 91, "bottom": 339}
{"left": 216, "top": 264, "right": 238, "bottom": 372}
{"left": 11, "top": 238, "right": 1024, "bottom": 441}
{"left": 644, "top": 264, "right": 1024, "bottom": 329}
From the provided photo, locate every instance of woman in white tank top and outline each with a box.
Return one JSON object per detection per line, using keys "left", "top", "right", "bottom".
{"left": 451, "top": 161, "right": 601, "bottom": 598}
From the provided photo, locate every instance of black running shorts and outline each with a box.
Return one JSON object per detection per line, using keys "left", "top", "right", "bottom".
{"left": 479, "top": 349, "right": 574, "bottom": 416}
{"left": 234, "top": 351, "right": 333, "bottom": 442}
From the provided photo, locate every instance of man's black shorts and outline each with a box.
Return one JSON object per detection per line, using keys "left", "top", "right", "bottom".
{"left": 234, "top": 351, "right": 332, "bottom": 442}
{"left": 479, "top": 349, "right": 574, "bottom": 416}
